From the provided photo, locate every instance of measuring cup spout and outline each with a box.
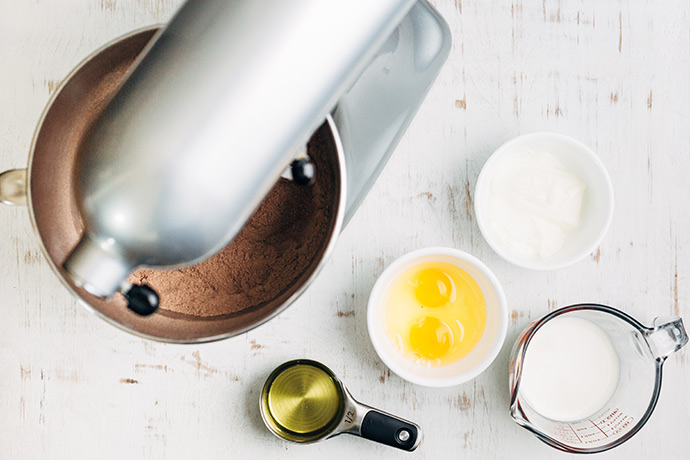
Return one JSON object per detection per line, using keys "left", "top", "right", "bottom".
{"left": 508, "top": 326, "right": 534, "bottom": 427}
{"left": 644, "top": 316, "right": 689, "bottom": 360}
{"left": 509, "top": 400, "right": 530, "bottom": 426}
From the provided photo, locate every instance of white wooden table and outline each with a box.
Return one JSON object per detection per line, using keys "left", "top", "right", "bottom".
{"left": 1, "top": 1, "right": 689, "bottom": 458}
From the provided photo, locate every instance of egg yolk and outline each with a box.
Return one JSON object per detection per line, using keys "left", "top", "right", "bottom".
{"left": 414, "top": 268, "right": 455, "bottom": 308}
{"left": 409, "top": 316, "right": 453, "bottom": 360}
{"left": 384, "top": 261, "right": 487, "bottom": 367}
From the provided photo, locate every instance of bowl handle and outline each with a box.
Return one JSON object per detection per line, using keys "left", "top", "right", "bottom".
{"left": 0, "top": 169, "right": 27, "bottom": 206}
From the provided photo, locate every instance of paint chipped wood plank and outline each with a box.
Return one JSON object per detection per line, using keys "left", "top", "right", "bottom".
{"left": 0, "top": 0, "right": 689, "bottom": 459}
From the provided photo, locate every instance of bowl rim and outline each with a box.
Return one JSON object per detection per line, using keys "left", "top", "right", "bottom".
{"left": 366, "top": 246, "right": 508, "bottom": 387}
{"left": 473, "top": 131, "right": 615, "bottom": 271}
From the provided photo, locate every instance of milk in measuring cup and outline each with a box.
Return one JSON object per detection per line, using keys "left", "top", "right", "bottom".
{"left": 519, "top": 316, "right": 620, "bottom": 421}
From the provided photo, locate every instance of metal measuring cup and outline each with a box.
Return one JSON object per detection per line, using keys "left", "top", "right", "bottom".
{"left": 260, "top": 359, "right": 421, "bottom": 451}
{"left": 509, "top": 304, "right": 688, "bottom": 453}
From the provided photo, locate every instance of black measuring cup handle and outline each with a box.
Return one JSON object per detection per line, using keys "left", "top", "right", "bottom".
{"left": 360, "top": 409, "right": 421, "bottom": 451}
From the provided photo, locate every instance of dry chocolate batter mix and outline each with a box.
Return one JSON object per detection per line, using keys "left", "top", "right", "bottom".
{"left": 130, "top": 128, "right": 336, "bottom": 317}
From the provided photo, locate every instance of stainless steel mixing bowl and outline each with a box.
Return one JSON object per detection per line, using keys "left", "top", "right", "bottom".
{"left": 0, "top": 27, "right": 346, "bottom": 342}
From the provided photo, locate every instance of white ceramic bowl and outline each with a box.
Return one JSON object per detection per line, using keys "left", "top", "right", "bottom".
{"left": 474, "top": 132, "right": 614, "bottom": 270}
{"left": 367, "top": 247, "right": 508, "bottom": 387}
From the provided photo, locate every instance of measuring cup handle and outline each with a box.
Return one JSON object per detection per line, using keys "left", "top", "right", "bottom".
{"left": 0, "top": 168, "right": 28, "bottom": 206}
{"left": 360, "top": 409, "right": 421, "bottom": 451}
{"left": 645, "top": 316, "right": 689, "bottom": 360}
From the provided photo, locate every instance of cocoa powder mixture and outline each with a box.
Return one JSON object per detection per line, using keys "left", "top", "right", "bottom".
{"left": 129, "top": 127, "right": 337, "bottom": 317}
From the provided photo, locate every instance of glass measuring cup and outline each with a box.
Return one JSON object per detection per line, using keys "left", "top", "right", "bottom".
{"left": 260, "top": 360, "right": 421, "bottom": 451}
{"left": 509, "top": 304, "right": 688, "bottom": 453}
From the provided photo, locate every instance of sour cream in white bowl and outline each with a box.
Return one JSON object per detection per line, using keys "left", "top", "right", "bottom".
{"left": 474, "top": 133, "right": 614, "bottom": 270}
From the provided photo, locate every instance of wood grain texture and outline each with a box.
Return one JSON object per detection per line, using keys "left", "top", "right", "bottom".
{"left": 1, "top": 0, "right": 688, "bottom": 458}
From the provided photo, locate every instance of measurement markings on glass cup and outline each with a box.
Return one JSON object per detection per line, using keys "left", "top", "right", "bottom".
{"left": 602, "top": 408, "right": 634, "bottom": 436}
{"left": 561, "top": 408, "right": 635, "bottom": 444}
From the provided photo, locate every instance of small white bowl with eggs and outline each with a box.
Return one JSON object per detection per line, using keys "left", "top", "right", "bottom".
{"left": 474, "top": 132, "right": 614, "bottom": 270}
{"left": 367, "top": 247, "right": 508, "bottom": 387}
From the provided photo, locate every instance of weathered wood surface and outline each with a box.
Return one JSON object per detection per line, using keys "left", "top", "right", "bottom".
{"left": 1, "top": 0, "right": 688, "bottom": 458}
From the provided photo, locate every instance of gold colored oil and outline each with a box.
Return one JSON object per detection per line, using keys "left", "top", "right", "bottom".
{"left": 261, "top": 361, "right": 344, "bottom": 442}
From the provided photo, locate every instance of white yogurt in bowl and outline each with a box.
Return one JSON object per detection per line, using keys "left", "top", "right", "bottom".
{"left": 487, "top": 150, "right": 586, "bottom": 259}
{"left": 474, "top": 133, "right": 614, "bottom": 270}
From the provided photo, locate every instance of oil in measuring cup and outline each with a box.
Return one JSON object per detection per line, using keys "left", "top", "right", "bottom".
{"left": 260, "top": 360, "right": 422, "bottom": 451}
{"left": 509, "top": 304, "right": 688, "bottom": 453}
{"left": 261, "top": 361, "right": 344, "bottom": 442}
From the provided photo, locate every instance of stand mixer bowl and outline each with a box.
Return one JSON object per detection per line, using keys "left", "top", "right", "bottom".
{"left": 0, "top": 28, "right": 345, "bottom": 342}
